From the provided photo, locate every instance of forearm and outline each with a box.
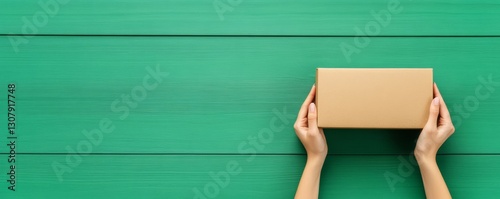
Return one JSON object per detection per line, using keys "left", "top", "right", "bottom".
{"left": 417, "top": 157, "right": 452, "bottom": 199}
{"left": 294, "top": 157, "right": 325, "bottom": 199}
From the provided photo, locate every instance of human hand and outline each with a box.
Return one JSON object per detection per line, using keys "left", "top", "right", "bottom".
{"left": 415, "top": 83, "right": 455, "bottom": 163}
{"left": 294, "top": 85, "right": 328, "bottom": 162}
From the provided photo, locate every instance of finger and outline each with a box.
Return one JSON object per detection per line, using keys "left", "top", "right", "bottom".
{"left": 433, "top": 83, "right": 451, "bottom": 119}
{"left": 319, "top": 128, "right": 325, "bottom": 135}
{"left": 425, "top": 97, "right": 440, "bottom": 129}
{"left": 319, "top": 128, "right": 326, "bottom": 139}
{"left": 307, "top": 103, "right": 319, "bottom": 131}
{"left": 297, "top": 85, "right": 317, "bottom": 123}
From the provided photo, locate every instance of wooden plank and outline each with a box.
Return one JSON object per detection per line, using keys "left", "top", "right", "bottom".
{"left": 0, "top": 155, "right": 498, "bottom": 198}
{"left": 1, "top": 36, "right": 500, "bottom": 154}
{"left": 1, "top": 0, "right": 500, "bottom": 35}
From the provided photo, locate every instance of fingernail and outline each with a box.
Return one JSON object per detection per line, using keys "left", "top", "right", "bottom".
{"left": 309, "top": 103, "right": 316, "bottom": 113}
{"left": 433, "top": 97, "right": 440, "bottom": 105}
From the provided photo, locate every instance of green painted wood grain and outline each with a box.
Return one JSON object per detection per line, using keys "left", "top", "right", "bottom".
{"left": 1, "top": 36, "right": 499, "bottom": 154}
{"left": 0, "top": 155, "right": 498, "bottom": 198}
{"left": 1, "top": 0, "right": 500, "bottom": 35}
{"left": 1, "top": 1, "right": 499, "bottom": 199}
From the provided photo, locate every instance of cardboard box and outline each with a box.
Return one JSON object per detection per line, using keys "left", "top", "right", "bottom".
{"left": 316, "top": 68, "right": 433, "bottom": 129}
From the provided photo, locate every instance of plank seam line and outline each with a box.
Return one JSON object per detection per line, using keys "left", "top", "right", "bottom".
{"left": 1, "top": 153, "right": 499, "bottom": 156}
{"left": 1, "top": 34, "right": 500, "bottom": 38}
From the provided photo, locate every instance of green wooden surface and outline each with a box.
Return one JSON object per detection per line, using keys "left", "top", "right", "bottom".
{"left": 0, "top": 155, "right": 499, "bottom": 198}
{"left": 1, "top": 37, "right": 499, "bottom": 154}
{"left": 1, "top": 0, "right": 500, "bottom": 35}
{"left": 1, "top": 0, "right": 500, "bottom": 198}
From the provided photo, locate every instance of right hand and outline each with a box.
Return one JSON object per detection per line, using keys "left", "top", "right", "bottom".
{"left": 414, "top": 83, "right": 455, "bottom": 162}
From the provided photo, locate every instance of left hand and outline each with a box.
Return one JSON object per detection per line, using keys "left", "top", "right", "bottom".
{"left": 294, "top": 85, "right": 328, "bottom": 161}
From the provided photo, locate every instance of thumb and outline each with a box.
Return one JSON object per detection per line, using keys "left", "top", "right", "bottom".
{"left": 308, "top": 103, "right": 318, "bottom": 129}
{"left": 425, "top": 97, "right": 440, "bottom": 129}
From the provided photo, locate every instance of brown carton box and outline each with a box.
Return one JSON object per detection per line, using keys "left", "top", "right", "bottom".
{"left": 316, "top": 68, "right": 433, "bottom": 129}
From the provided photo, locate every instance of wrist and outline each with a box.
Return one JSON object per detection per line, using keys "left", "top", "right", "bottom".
{"left": 307, "top": 155, "right": 326, "bottom": 166}
{"left": 415, "top": 153, "right": 437, "bottom": 166}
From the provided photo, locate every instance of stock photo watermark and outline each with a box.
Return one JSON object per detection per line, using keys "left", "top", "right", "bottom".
{"left": 8, "top": 0, "right": 70, "bottom": 53}
{"left": 213, "top": 0, "right": 243, "bottom": 21}
{"left": 384, "top": 73, "right": 500, "bottom": 192}
{"left": 451, "top": 74, "right": 500, "bottom": 127}
{"left": 192, "top": 107, "right": 294, "bottom": 199}
{"left": 339, "top": 0, "right": 404, "bottom": 63}
{"left": 51, "top": 64, "right": 168, "bottom": 182}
